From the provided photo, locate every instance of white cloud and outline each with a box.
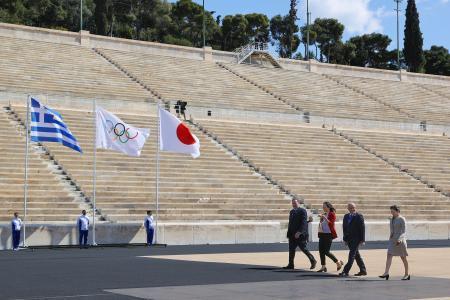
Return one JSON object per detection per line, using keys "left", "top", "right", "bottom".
{"left": 301, "top": 0, "right": 386, "bottom": 34}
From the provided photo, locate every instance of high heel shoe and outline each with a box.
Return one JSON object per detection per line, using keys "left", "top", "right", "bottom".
{"left": 316, "top": 267, "right": 327, "bottom": 273}
{"left": 402, "top": 275, "right": 411, "bottom": 280}
{"left": 379, "top": 274, "right": 390, "bottom": 280}
{"left": 337, "top": 260, "right": 344, "bottom": 271}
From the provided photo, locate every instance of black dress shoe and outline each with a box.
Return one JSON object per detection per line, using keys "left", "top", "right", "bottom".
{"left": 317, "top": 267, "right": 327, "bottom": 273}
{"left": 282, "top": 265, "right": 294, "bottom": 269}
{"left": 354, "top": 271, "right": 367, "bottom": 276}
{"left": 310, "top": 261, "right": 317, "bottom": 270}
{"left": 338, "top": 272, "right": 349, "bottom": 277}
{"left": 379, "top": 274, "right": 389, "bottom": 280}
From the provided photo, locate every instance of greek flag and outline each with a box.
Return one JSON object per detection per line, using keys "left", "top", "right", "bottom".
{"left": 30, "top": 98, "right": 82, "bottom": 153}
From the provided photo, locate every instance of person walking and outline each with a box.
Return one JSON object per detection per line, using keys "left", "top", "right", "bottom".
{"left": 317, "top": 202, "right": 344, "bottom": 272}
{"left": 11, "top": 212, "right": 23, "bottom": 251}
{"left": 339, "top": 203, "right": 367, "bottom": 277}
{"left": 379, "top": 205, "right": 410, "bottom": 280}
{"left": 144, "top": 210, "right": 154, "bottom": 246}
{"left": 77, "top": 210, "right": 90, "bottom": 248}
{"left": 283, "top": 199, "right": 317, "bottom": 270}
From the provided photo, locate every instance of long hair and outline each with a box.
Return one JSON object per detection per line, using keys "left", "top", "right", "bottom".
{"left": 323, "top": 201, "right": 336, "bottom": 213}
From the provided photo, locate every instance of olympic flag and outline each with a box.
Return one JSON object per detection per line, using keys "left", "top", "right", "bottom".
{"left": 159, "top": 108, "right": 200, "bottom": 158}
{"left": 95, "top": 106, "right": 150, "bottom": 157}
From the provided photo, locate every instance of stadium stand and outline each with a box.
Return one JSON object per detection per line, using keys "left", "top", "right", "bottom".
{"left": 197, "top": 119, "right": 450, "bottom": 220}
{"left": 95, "top": 48, "right": 297, "bottom": 114}
{"left": 12, "top": 106, "right": 289, "bottom": 222}
{"left": 0, "top": 108, "right": 85, "bottom": 222}
{"left": 340, "top": 129, "right": 450, "bottom": 197}
{"left": 328, "top": 75, "right": 450, "bottom": 125}
{"left": 218, "top": 63, "right": 415, "bottom": 123}
{"left": 0, "top": 36, "right": 149, "bottom": 101}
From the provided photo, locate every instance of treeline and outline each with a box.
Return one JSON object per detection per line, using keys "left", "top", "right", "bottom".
{"left": 0, "top": 0, "right": 449, "bottom": 75}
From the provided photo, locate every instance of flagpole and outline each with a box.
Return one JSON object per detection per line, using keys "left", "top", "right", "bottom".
{"left": 22, "top": 95, "right": 30, "bottom": 248}
{"left": 92, "top": 99, "right": 97, "bottom": 246}
{"left": 155, "top": 102, "right": 160, "bottom": 244}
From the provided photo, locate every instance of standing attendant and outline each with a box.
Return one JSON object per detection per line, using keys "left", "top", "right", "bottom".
{"left": 379, "top": 205, "right": 410, "bottom": 280}
{"left": 144, "top": 210, "right": 154, "bottom": 246}
{"left": 283, "top": 199, "right": 317, "bottom": 270}
{"left": 77, "top": 210, "right": 90, "bottom": 248}
{"left": 317, "top": 202, "right": 344, "bottom": 272}
{"left": 11, "top": 212, "right": 22, "bottom": 251}
{"left": 340, "top": 203, "right": 367, "bottom": 277}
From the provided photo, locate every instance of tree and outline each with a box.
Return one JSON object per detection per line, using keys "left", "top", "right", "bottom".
{"left": 347, "top": 33, "right": 392, "bottom": 68}
{"left": 94, "top": 0, "right": 109, "bottom": 35}
{"left": 424, "top": 46, "right": 450, "bottom": 76}
{"left": 311, "top": 18, "right": 344, "bottom": 62}
{"left": 245, "top": 13, "right": 270, "bottom": 43}
{"left": 286, "top": 0, "right": 299, "bottom": 58}
{"left": 300, "top": 24, "right": 318, "bottom": 59}
{"left": 404, "top": 0, "right": 425, "bottom": 72}
{"left": 270, "top": 14, "right": 300, "bottom": 58}
{"left": 220, "top": 14, "right": 249, "bottom": 51}
{"left": 171, "top": 0, "right": 218, "bottom": 48}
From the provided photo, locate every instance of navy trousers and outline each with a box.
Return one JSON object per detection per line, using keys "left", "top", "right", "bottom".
{"left": 12, "top": 230, "right": 20, "bottom": 249}
{"left": 79, "top": 230, "right": 88, "bottom": 246}
{"left": 288, "top": 237, "right": 316, "bottom": 266}
{"left": 146, "top": 228, "right": 154, "bottom": 245}
{"left": 343, "top": 241, "right": 367, "bottom": 274}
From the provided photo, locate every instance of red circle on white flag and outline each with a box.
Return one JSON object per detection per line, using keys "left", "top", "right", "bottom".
{"left": 176, "top": 123, "right": 196, "bottom": 145}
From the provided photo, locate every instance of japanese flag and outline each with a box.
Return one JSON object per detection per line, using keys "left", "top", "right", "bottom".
{"left": 159, "top": 108, "right": 200, "bottom": 158}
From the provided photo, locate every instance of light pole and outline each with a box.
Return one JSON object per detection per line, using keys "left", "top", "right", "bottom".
{"left": 80, "top": 0, "right": 83, "bottom": 31}
{"left": 202, "top": 0, "right": 206, "bottom": 48}
{"left": 306, "top": 0, "right": 311, "bottom": 71}
{"left": 395, "top": 0, "right": 402, "bottom": 76}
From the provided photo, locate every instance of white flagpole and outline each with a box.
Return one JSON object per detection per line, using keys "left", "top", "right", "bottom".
{"left": 92, "top": 99, "right": 97, "bottom": 246}
{"left": 22, "top": 95, "right": 30, "bottom": 248}
{"left": 155, "top": 102, "right": 161, "bottom": 244}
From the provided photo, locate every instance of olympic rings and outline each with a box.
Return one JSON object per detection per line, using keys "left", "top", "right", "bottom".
{"left": 106, "top": 120, "right": 139, "bottom": 143}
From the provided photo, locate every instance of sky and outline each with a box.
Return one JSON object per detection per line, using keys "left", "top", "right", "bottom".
{"left": 177, "top": 0, "right": 450, "bottom": 53}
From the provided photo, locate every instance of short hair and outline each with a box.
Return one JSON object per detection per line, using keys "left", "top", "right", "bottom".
{"left": 390, "top": 205, "right": 400, "bottom": 212}
{"left": 13, "top": 212, "right": 18, "bottom": 216}
{"left": 82, "top": 210, "right": 86, "bottom": 214}
{"left": 147, "top": 210, "right": 152, "bottom": 214}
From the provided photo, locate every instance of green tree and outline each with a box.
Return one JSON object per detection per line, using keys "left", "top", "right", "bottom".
{"left": 347, "top": 33, "right": 392, "bottom": 68}
{"left": 300, "top": 24, "right": 318, "bottom": 59}
{"left": 220, "top": 14, "right": 249, "bottom": 51}
{"left": 404, "top": 0, "right": 425, "bottom": 72}
{"left": 311, "top": 18, "right": 344, "bottom": 62}
{"left": 424, "top": 46, "right": 450, "bottom": 76}
{"left": 245, "top": 13, "right": 270, "bottom": 43}
{"left": 171, "top": 0, "right": 218, "bottom": 48}
{"left": 270, "top": 14, "right": 300, "bottom": 58}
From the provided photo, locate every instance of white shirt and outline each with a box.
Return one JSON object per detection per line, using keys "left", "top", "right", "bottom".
{"left": 77, "top": 215, "right": 90, "bottom": 231}
{"left": 144, "top": 216, "right": 154, "bottom": 230}
{"left": 320, "top": 213, "right": 331, "bottom": 233}
{"left": 12, "top": 218, "right": 22, "bottom": 231}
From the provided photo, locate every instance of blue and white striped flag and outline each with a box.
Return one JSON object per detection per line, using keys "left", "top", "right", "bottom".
{"left": 30, "top": 98, "right": 82, "bottom": 153}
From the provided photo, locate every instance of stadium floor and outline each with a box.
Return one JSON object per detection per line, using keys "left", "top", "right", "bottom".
{"left": 0, "top": 241, "right": 450, "bottom": 300}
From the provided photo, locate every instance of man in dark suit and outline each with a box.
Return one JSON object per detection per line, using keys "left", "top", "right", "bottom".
{"left": 340, "top": 203, "right": 367, "bottom": 277}
{"left": 283, "top": 199, "right": 317, "bottom": 270}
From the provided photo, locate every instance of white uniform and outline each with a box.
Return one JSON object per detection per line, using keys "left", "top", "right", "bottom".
{"left": 77, "top": 215, "right": 90, "bottom": 231}
{"left": 12, "top": 218, "right": 22, "bottom": 231}
{"left": 144, "top": 216, "right": 154, "bottom": 230}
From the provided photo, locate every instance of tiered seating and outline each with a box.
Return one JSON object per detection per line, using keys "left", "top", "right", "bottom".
{"left": 422, "top": 84, "right": 450, "bottom": 100}
{"left": 13, "top": 106, "right": 288, "bottom": 222}
{"left": 0, "top": 108, "right": 83, "bottom": 222}
{"left": 331, "top": 75, "right": 450, "bottom": 125}
{"left": 97, "top": 49, "right": 297, "bottom": 114}
{"left": 198, "top": 119, "right": 450, "bottom": 220}
{"left": 341, "top": 129, "right": 450, "bottom": 195}
{"left": 222, "top": 63, "right": 413, "bottom": 123}
{"left": 0, "top": 36, "right": 149, "bottom": 101}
